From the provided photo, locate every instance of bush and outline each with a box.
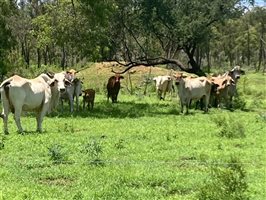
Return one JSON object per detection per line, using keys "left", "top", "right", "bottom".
{"left": 82, "top": 139, "right": 104, "bottom": 166}
{"left": 232, "top": 94, "right": 246, "bottom": 111}
{"left": 198, "top": 157, "right": 249, "bottom": 200}
{"left": 212, "top": 115, "right": 245, "bottom": 138}
{"left": 48, "top": 144, "right": 68, "bottom": 164}
{"left": 0, "top": 138, "right": 4, "bottom": 150}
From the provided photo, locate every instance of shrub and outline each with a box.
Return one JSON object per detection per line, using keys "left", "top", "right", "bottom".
{"left": 0, "top": 138, "right": 4, "bottom": 150}
{"left": 83, "top": 139, "right": 104, "bottom": 166}
{"left": 48, "top": 144, "right": 68, "bottom": 164}
{"left": 198, "top": 157, "right": 249, "bottom": 200}
{"left": 232, "top": 94, "right": 246, "bottom": 110}
{"left": 212, "top": 115, "right": 245, "bottom": 138}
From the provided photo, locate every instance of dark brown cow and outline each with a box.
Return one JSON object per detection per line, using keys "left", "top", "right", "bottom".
{"left": 82, "top": 89, "right": 95, "bottom": 110}
{"left": 107, "top": 74, "right": 124, "bottom": 103}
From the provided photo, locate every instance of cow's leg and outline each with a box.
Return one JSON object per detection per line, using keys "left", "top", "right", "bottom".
{"left": 36, "top": 104, "right": 48, "bottom": 132}
{"left": 185, "top": 100, "right": 190, "bottom": 114}
{"left": 91, "top": 100, "right": 94, "bottom": 110}
{"left": 228, "top": 96, "right": 233, "bottom": 109}
{"left": 203, "top": 95, "right": 209, "bottom": 113}
{"left": 60, "top": 98, "right": 64, "bottom": 112}
{"left": 1, "top": 103, "right": 10, "bottom": 134}
{"left": 82, "top": 99, "right": 85, "bottom": 110}
{"left": 180, "top": 98, "right": 184, "bottom": 113}
{"left": 69, "top": 96, "right": 74, "bottom": 113}
{"left": 75, "top": 94, "right": 79, "bottom": 111}
{"left": 162, "top": 90, "right": 167, "bottom": 100}
{"left": 13, "top": 107, "right": 23, "bottom": 133}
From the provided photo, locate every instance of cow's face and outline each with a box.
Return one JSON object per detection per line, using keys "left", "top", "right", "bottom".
{"left": 153, "top": 77, "right": 160, "bottom": 89}
{"left": 229, "top": 66, "right": 245, "bottom": 80}
{"left": 54, "top": 72, "right": 67, "bottom": 93}
{"left": 115, "top": 75, "right": 124, "bottom": 82}
{"left": 174, "top": 73, "right": 183, "bottom": 85}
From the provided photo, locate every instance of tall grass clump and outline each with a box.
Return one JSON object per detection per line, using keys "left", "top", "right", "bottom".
{"left": 198, "top": 157, "right": 249, "bottom": 200}
{"left": 48, "top": 144, "right": 68, "bottom": 164}
{"left": 82, "top": 139, "right": 104, "bottom": 166}
{"left": 212, "top": 115, "right": 245, "bottom": 138}
{"left": 0, "top": 136, "right": 5, "bottom": 150}
{"left": 232, "top": 94, "right": 246, "bottom": 110}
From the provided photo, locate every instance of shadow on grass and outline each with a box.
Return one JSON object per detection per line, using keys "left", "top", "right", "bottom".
{"left": 49, "top": 100, "right": 180, "bottom": 119}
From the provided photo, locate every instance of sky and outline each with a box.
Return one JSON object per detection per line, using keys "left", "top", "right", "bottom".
{"left": 254, "top": 0, "right": 266, "bottom": 6}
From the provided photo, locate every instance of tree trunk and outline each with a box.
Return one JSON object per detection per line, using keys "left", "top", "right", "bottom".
{"left": 247, "top": 24, "right": 251, "bottom": 66}
{"left": 37, "top": 48, "right": 41, "bottom": 68}
{"left": 185, "top": 47, "right": 205, "bottom": 76}
{"left": 43, "top": 46, "right": 48, "bottom": 65}
{"left": 61, "top": 45, "right": 66, "bottom": 69}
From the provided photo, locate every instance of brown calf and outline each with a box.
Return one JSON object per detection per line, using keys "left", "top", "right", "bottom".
{"left": 82, "top": 89, "right": 95, "bottom": 110}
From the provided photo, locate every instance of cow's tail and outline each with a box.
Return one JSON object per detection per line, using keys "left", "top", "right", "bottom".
{"left": 0, "top": 81, "right": 14, "bottom": 113}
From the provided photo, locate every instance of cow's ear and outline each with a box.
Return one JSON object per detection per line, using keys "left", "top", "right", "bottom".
{"left": 46, "top": 71, "right": 55, "bottom": 78}
{"left": 64, "top": 79, "right": 72, "bottom": 86}
{"left": 222, "top": 79, "right": 227, "bottom": 85}
{"left": 49, "top": 79, "right": 58, "bottom": 87}
{"left": 120, "top": 76, "right": 124, "bottom": 79}
{"left": 241, "top": 70, "right": 245, "bottom": 75}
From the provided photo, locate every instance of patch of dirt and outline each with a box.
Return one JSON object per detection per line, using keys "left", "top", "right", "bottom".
{"left": 39, "top": 176, "right": 73, "bottom": 186}
{"left": 81, "top": 62, "right": 172, "bottom": 76}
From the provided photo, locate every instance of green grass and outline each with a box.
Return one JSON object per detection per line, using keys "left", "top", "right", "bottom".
{"left": 0, "top": 70, "right": 265, "bottom": 199}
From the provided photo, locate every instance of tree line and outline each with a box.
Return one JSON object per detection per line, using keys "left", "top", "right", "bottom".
{"left": 0, "top": 0, "right": 265, "bottom": 77}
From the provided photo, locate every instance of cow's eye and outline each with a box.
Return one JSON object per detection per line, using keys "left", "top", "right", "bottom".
{"left": 64, "top": 81, "right": 71, "bottom": 86}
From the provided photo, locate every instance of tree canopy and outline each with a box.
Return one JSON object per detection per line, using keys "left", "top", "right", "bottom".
{"left": 0, "top": 0, "right": 265, "bottom": 75}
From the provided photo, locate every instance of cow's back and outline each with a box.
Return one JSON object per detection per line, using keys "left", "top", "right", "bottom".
{"left": 181, "top": 78, "right": 210, "bottom": 100}
{"left": 11, "top": 77, "right": 50, "bottom": 111}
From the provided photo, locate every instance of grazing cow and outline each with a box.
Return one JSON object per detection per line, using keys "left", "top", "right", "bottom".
{"left": 107, "top": 74, "right": 124, "bottom": 103}
{"left": 175, "top": 73, "right": 212, "bottom": 114}
{"left": 210, "top": 75, "right": 235, "bottom": 108}
{"left": 153, "top": 75, "right": 174, "bottom": 100}
{"left": 60, "top": 77, "right": 83, "bottom": 112}
{"left": 82, "top": 89, "right": 95, "bottom": 110}
{"left": 0, "top": 72, "right": 66, "bottom": 134}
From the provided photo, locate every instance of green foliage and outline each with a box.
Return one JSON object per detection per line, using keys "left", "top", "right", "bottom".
{"left": 198, "top": 157, "right": 249, "bottom": 200}
{"left": 82, "top": 139, "right": 104, "bottom": 166}
{"left": 0, "top": 136, "right": 5, "bottom": 150}
{"left": 48, "top": 144, "right": 68, "bottom": 164}
{"left": 232, "top": 94, "right": 247, "bottom": 110}
{"left": 212, "top": 114, "right": 246, "bottom": 138}
{"left": 0, "top": 71, "right": 264, "bottom": 199}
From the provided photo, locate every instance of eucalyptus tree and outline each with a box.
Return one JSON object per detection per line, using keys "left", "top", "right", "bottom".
{"left": 0, "top": 0, "right": 16, "bottom": 77}
{"left": 79, "top": 0, "right": 256, "bottom": 75}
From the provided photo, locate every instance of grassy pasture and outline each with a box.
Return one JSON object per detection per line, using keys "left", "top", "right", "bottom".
{"left": 0, "top": 65, "right": 265, "bottom": 199}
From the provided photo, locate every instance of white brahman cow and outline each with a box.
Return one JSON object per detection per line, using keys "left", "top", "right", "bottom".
{"left": 175, "top": 73, "right": 212, "bottom": 114}
{"left": 60, "top": 77, "right": 83, "bottom": 112}
{"left": 0, "top": 72, "right": 66, "bottom": 134}
{"left": 153, "top": 75, "right": 174, "bottom": 100}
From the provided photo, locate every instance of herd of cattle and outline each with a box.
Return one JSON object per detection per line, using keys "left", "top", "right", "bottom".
{"left": 153, "top": 66, "right": 245, "bottom": 113}
{"left": 0, "top": 66, "right": 244, "bottom": 134}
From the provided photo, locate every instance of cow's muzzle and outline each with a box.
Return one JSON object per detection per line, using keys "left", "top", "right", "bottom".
{"left": 60, "top": 88, "right": 66, "bottom": 93}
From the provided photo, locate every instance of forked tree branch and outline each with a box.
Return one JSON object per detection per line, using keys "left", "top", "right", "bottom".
{"left": 111, "top": 57, "right": 190, "bottom": 74}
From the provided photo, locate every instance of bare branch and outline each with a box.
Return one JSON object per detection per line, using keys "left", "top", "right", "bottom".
{"left": 111, "top": 57, "right": 189, "bottom": 74}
